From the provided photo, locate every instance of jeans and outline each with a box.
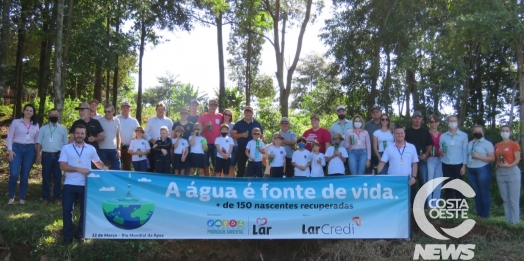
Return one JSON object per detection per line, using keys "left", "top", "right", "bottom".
{"left": 98, "top": 149, "right": 121, "bottom": 170}
{"left": 236, "top": 149, "right": 248, "bottom": 177}
{"left": 205, "top": 145, "right": 217, "bottom": 167}
{"left": 378, "top": 152, "right": 388, "bottom": 174}
{"left": 62, "top": 185, "right": 85, "bottom": 239}
{"left": 41, "top": 152, "right": 62, "bottom": 200}
{"left": 418, "top": 159, "right": 428, "bottom": 189}
{"left": 427, "top": 157, "right": 443, "bottom": 207}
{"left": 8, "top": 143, "right": 35, "bottom": 200}
{"left": 285, "top": 157, "right": 294, "bottom": 178}
{"left": 348, "top": 149, "right": 367, "bottom": 175}
{"left": 442, "top": 163, "right": 464, "bottom": 200}
{"left": 467, "top": 163, "right": 492, "bottom": 218}
{"left": 496, "top": 166, "right": 521, "bottom": 224}
{"left": 132, "top": 160, "right": 148, "bottom": 172}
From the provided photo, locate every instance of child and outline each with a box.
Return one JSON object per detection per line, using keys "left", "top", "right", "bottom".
{"left": 245, "top": 128, "right": 265, "bottom": 178}
{"left": 128, "top": 126, "right": 151, "bottom": 172}
{"left": 325, "top": 133, "right": 348, "bottom": 176}
{"left": 292, "top": 136, "right": 311, "bottom": 177}
{"left": 152, "top": 126, "right": 172, "bottom": 174}
{"left": 309, "top": 140, "right": 326, "bottom": 177}
{"left": 172, "top": 126, "right": 189, "bottom": 175}
{"left": 189, "top": 123, "right": 207, "bottom": 176}
{"left": 268, "top": 133, "right": 287, "bottom": 178}
{"left": 214, "top": 124, "right": 234, "bottom": 177}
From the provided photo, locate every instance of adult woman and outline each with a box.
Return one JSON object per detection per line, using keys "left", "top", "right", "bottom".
{"left": 439, "top": 115, "right": 468, "bottom": 200}
{"left": 6, "top": 104, "right": 39, "bottom": 205}
{"left": 466, "top": 126, "right": 494, "bottom": 218}
{"left": 345, "top": 115, "right": 370, "bottom": 175}
{"left": 495, "top": 125, "right": 521, "bottom": 224}
{"left": 427, "top": 115, "right": 443, "bottom": 208}
{"left": 223, "top": 109, "right": 237, "bottom": 177}
{"left": 373, "top": 114, "right": 394, "bottom": 174}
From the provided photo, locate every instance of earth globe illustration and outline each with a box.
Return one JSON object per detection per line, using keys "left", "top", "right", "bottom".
{"left": 102, "top": 182, "right": 155, "bottom": 230}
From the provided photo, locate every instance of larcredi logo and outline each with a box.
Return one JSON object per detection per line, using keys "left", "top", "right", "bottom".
{"left": 412, "top": 177, "right": 476, "bottom": 260}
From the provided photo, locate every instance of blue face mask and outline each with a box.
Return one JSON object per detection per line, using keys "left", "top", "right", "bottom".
{"left": 298, "top": 143, "right": 306, "bottom": 149}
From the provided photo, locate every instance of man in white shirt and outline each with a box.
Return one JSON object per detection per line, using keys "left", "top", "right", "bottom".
{"left": 117, "top": 101, "right": 139, "bottom": 170}
{"left": 329, "top": 106, "right": 353, "bottom": 173}
{"left": 145, "top": 102, "right": 173, "bottom": 172}
{"left": 59, "top": 125, "right": 106, "bottom": 245}
{"left": 98, "top": 104, "right": 122, "bottom": 170}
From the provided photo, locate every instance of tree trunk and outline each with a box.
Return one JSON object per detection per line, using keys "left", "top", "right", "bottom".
{"left": 94, "top": 65, "right": 102, "bottom": 101}
{"left": 14, "top": 0, "right": 29, "bottom": 117}
{"left": 60, "top": 0, "right": 74, "bottom": 97}
{"left": 52, "top": 0, "right": 65, "bottom": 118}
{"left": 37, "top": 3, "right": 51, "bottom": 125}
{"left": 0, "top": 0, "right": 11, "bottom": 95}
{"left": 112, "top": 13, "right": 119, "bottom": 112}
{"left": 515, "top": 36, "right": 524, "bottom": 167}
{"left": 136, "top": 20, "right": 146, "bottom": 124}
{"left": 216, "top": 13, "right": 226, "bottom": 110}
{"left": 246, "top": 30, "right": 252, "bottom": 106}
{"left": 384, "top": 50, "right": 392, "bottom": 115}
{"left": 105, "top": 68, "right": 110, "bottom": 104}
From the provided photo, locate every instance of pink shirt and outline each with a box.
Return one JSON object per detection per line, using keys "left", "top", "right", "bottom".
{"left": 344, "top": 129, "right": 371, "bottom": 159}
{"left": 198, "top": 112, "right": 223, "bottom": 144}
{"left": 303, "top": 128, "right": 331, "bottom": 153}
{"left": 430, "top": 132, "right": 442, "bottom": 157}
{"left": 7, "top": 118, "right": 40, "bottom": 150}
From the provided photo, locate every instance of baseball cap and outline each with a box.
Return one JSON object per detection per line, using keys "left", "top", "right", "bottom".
{"left": 412, "top": 111, "right": 422, "bottom": 118}
{"left": 310, "top": 114, "right": 320, "bottom": 120}
{"left": 244, "top": 106, "right": 253, "bottom": 112}
{"left": 89, "top": 99, "right": 99, "bottom": 105}
{"left": 190, "top": 99, "right": 199, "bottom": 105}
{"left": 121, "top": 101, "right": 131, "bottom": 107}
{"left": 336, "top": 105, "right": 346, "bottom": 111}
{"left": 75, "top": 102, "right": 90, "bottom": 110}
{"left": 280, "top": 117, "right": 290, "bottom": 123}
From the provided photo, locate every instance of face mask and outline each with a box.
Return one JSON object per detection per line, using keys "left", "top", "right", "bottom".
{"left": 338, "top": 114, "right": 346, "bottom": 120}
{"left": 49, "top": 116, "right": 59, "bottom": 123}
{"left": 333, "top": 140, "right": 341, "bottom": 145}
{"left": 354, "top": 122, "right": 362, "bottom": 128}
{"left": 501, "top": 132, "right": 510, "bottom": 139}
{"left": 448, "top": 122, "right": 458, "bottom": 129}
{"left": 298, "top": 143, "right": 305, "bottom": 149}
{"left": 195, "top": 131, "right": 200, "bottom": 136}
{"left": 221, "top": 132, "right": 228, "bottom": 137}
{"left": 473, "top": 133, "right": 483, "bottom": 139}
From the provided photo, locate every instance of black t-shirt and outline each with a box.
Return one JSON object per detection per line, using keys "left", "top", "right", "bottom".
{"left": 187, "top": 115, "right": 199, "bottom": 125}
{"left": 404, "top": 127, "right": 433, "bottom": 155}
{"left": 153, "top": 137, "right": 172, "bottom": 161}
{"left": 69, "top": 119, "right": 104, "bottom": 150}
{"left": 172, "top": 121, "right": 194, "bottom": 140}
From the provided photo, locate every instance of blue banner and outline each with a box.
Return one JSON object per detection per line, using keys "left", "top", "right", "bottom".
{"left": 85, "top": 171, "right": 410, "bottom": 239}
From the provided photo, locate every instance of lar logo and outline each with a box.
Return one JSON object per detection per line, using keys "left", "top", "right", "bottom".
{"left": 413, "top": 177, "right": 476, "bottom": 260}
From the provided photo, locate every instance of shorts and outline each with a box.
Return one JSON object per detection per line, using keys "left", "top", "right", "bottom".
{"left": 246, "top": 161, "right": 263, "bottom": 178}
{"left": 230, "top": 146, "right": 238, "bottom": 165}
{"left": 190, "top": 153, "right": 205, "bottom": 169}
{"left": 215, "top": 157, "right": 231, "bottom": 174}
{"left": 270, "top": 166, "right": 285, "bottom": 178}
{"left": 173, "top": 153, "right": 189, "bottom": 170}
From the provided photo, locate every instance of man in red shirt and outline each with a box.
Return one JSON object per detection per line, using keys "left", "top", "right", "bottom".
{"left": 198, "top": 99, "right": 223, "bottom": 176}
{"left": 302, "top": 114, "right": 331, "bottom": 153}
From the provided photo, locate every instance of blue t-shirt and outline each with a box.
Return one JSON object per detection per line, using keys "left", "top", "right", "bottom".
{"left": 232, "top": 118, "right": 264, "bottom": 150}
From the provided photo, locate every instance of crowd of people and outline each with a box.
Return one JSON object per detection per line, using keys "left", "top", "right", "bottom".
{"left": 5, "top": 99, "right": 522, "bottom": 244}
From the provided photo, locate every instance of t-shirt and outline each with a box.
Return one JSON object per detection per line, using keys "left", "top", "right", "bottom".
{"left": 364, "top": 120, "right": 381, "bottom": 150}
{"left": 198, "top": 112, "right": 223, "bottom": 144}
{"left": 429, "top": 132, "right": 442, "bottom": 157}
{"left": 189, "top": 136, "right": 206, "bottom": 154}
{"left": 172, "top": 137, "right": 189, "bottom": 154}
{"left": 310, "top": 152, "right": 326, "bottom": 177}
{"left": 228, "top": 122, "right": 238, "bottom": 146}
{"left": 495, "top": 141, "right": 520, "bottom": 168}
{"left": 279, "top": 130, "right": 297, "bottom": 158}
{"left": 405, "top": 127, "right": 433, "bottom": 156}
{"left": 303, "top": 128, "right": 331, "bottom": 153}
{"left": 325, "top": 146, "right": 348, "bottom": 175}
{"left": 69, "top": 119, "right": 104, "bottom": 150}
{"left": 128, "top": 138, "right": 151, "bottom": 162}
{"left": 187, "top": 115, "right": 200, "bottom": 125}
{"left": 214, "top": 136, "right": 234, "bottom": 159}
{"left": 381, "top": 142, "right": 419, "bottom": 176}
{"left": 467, "top": 138, "right": 494, "bottom": 168}
{"left": 98, "top": 117, "right": 121, "bottom": 150}
{"left": 268, "top": 146, "right": 286, "bottom": 167}
{"left": 172, "top": 121, "right": 194, "bottom": 140}
{"left": 246, "top": 139, "right": 266, "bottom": 162}
{"left": 232, "top": 118, "right": 264, "bottom": 150}
{"left": 373, "top": 129, "right": 394, "bottom": 152}
{"left": 59, "top": 143, "right": 100, "bottom": 186}
{"left": 292, "top": 149, "right": 311, "bottom": 177}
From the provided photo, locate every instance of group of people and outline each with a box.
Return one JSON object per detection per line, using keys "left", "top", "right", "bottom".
{"left": 5, "top": 99, "right": 522, "bottom": 245}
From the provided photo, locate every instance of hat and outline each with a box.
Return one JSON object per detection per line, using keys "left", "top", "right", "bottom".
{"left": 370, "top": 106, "right": 381, "bottom": 112}
{"left": 89, "top": 99, "right": 99, "bottom": 105}
{"left": 75, "top": 102, "right": 90, "bottom": 110}
{"left": 297, "top": 136, "right": 307, "bottom": 143}
{"left": 332, "top": 133, "right": 344, "bottom": 140}
{"left": 252, "top": 127, "right": 261, "bottom": 134}
{"left": 180, "top": 107, "right": 189, "bottom": 114}
{"left": 190, "top": 99, "right": 199, "bottom": 105}
{"left": 121, "top": 101, "right": 131, "bottom": 107}
{"left": 280, "top": 117, "right": 290, "bottom": 122}
{"left": 412, "top": 111, "right": 422, "bottom": 118}
{"left": 311, "top": 140, "right": 321, "bottom": 148}
{"left": 336, "top": 105, "right": 346, "bottom": 111}
{"left": 310, "top": 114, "right": 320, "bottom": 120}
{"left": 135, "top": 126, "right": 145, "bottom": 133}
{"left": 220, "top": 123, "right": 230, "bottom": 130}
{"left": 174, "top": 126, "right": 184, "bottom": 132}
{"left": 272, "top": 133, "right": 284, "bottom": 140}
{"left": 244, "top": 106, "right": 253, "bottom": 112}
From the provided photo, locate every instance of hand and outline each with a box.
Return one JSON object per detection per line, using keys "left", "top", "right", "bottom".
{"left": 224, "top": 154, "right": 230, "bottom": 160}
{"left": 269, "top": 153, "right": 275, "bottom": 158}
{"left": 460, "top": 165, "right": 466, "bottom": 175}
{"left": 408, "top": 177, "right": 416, "bottom": 186}
{"left": 36, "top": 155, "right": 42, "bottom": 165}
{"left": 243, "top": 132, "right": 248, "bottom": 138}
{"left": 181, "top": 156, "right": 186, "bottom": 162}
{"left": 499, "top": 162, "right": 509, "bottom": 168}
{"left": 334, "top": 150, "right": 340, "bottom": 156}
{"left": 88, "top": 136, "right": 95, "bottom": 142}
{"left": 116, "top": 150, "right": 121, "bottom": 158}
{"left": 419, "top": 154, "right": 427, "bottom": 160}
{"left": 317, "top": 158, "right": 321, "bottom": 164}
{"left": 366, "top": 159, "right": 370, "bottom": 168}
{"left": 77, "top": 168, "right": 90, "bottom": 175}
{"left": 8, "top": 151, "right": 15, "bottom": 162}
{"left": 153, "top": 144, "right": 158, "bottom": 148}
{"left": 102, "top": 166, "right": 108, "bottom": 170}
{"left": 439, "top": 148, "right": 444, "bottom": 155}
{"left": 472, "top": 152, "right": 479, "bottom": 159}
{"left": 161, "top": 149, "right": 167, "bottom": 155}
{"left": 249, "top": 157, "right": 255, "bottom": 162}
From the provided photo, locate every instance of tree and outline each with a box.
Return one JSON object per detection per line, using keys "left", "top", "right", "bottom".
{"left": 53, "top": 0, "right": 66, "bottom": 119}
{"left": 0, "top": 0, "right": 11, "bottom": 96}
{"left": 214, "top": 86, "right": 245, "bottom": 111}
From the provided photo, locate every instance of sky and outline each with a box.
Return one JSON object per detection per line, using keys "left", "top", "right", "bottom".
{"left": 132, "top": 2, "right": 332, "bottom": 97}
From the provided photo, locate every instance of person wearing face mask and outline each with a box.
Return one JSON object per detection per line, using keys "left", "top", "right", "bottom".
{"left": 466, "top": 125, "right": 495, "bottom": 219}
{"left": 439, "top": 115, "right": 468, "bottom": 201}
{"left": 214, "top": 124, "right": 234, "bottom": 177}
{"left": 344, "top": 115, "right": 371, "bottom": 175}
{"left": 494, "top": 125, "right": 521, "bottom": 224}
{"left": 36, "top": 109, "right": 69, "bottom": 205}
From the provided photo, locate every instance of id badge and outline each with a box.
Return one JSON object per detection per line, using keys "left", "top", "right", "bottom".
{"left": 469, "top": 155, "right": 473, "bottom": 161}
{"left": 400, "top": 159, "right": 404, "bottom": 164}
{"left": 357, "top": 140, "right": 362, "bottom": 145}
{"left": 77, "top": 160, "right": 82, "bottom": 166}
{"left": 215, "top": 118, "right": 220, "bottom": 124}
{"left": 25, "top": 133, "right": 30, "bottom": 140}
{"left": 450, "top": 140, "right": 455, "bottom": 146}
{"left": 49, "top": 137, "right": 53, "bottom": 143}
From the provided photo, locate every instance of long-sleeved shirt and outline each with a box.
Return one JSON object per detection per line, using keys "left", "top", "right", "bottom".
{"left": 152, "top": 137, "right": 172, "bottom": 162}
{"left": 36, "top": 123, "right": 68, "bottom": 152}
{"left": 344, "top": 129, "right": 371, "bottom": 160}
{"left": 7, "top": 119, "right": 39, "bottom": 150}
{"left": 439, "top": 130, "right": 468, "bottom": 165}
{"left": 145, "top": 116, "right": 173, "bottom": 142}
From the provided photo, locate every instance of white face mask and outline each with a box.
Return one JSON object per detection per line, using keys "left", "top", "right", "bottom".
{"left": 448, "top": 122, "right": 458, "bottom": 129}
{"left": 501, "top": 132, "right": 510, "bottom": 139}
{"left": 354, "top": 122, "right": 363, "bottom": 128}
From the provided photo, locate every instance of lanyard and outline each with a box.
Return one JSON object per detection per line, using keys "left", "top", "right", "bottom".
{"left": 471, "top": 141, "right": 480, "bottom": 153}
{"left": 73, "top": 144, "right": 85, "bottom": 158}
{"left": 396, "top": 143, "right": 406, "bottom": 159}
{"left": 49, "top": 124, "right": 57, "bottom": 137}
{"left": 21, "top": 120, "right": 31, "bottom": 134}
{"left": 339, "top": 122, "right": 346, "bottom": 133}
{"left": 354, "top": 130, "right": 361, "bottom": 139}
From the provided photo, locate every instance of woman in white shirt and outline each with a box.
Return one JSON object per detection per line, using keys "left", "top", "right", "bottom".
{"left": 373, "top": 113, "right": 394, "bottom": 174}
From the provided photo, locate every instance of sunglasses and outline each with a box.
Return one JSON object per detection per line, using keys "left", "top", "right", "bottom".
{"left": 381, "top": 118, "right": 389, "bottom": 121}
{"left": 224, "top": 114, "right": 232, "bottom": 117}
{"left": 104, "top": 111, "right": 113, "bottom": 113}
{"left": 429, "top": 121, "right": 437, "bottom": 123}
{"left": 253, "top": 133, "right": 261, "bottom": 135}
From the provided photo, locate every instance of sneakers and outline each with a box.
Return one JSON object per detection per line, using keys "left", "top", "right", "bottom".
{"left": 7, "top": 199, "right": 14, "bottom": 205}
{"left": 54, "top": 200, "right": 61, "bottom": 205}
{"left": 19, "top": 200, "right": 25, "bottom": 205}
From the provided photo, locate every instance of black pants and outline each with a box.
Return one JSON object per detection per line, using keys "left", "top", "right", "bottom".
{"left": 147, "top": 152, "right": 156, "bottom": 172}
{"left": 271, "top": 167, "right": 285, "bottom": 178}
{"left": 442, "top": 163, "right": 464, "bottom": 200}
{"left": 236, "top": 149, "right": 248, "bottom": 177}
{"left": 155, "top": 160, "right": 171, "bottom": 174}
{"left": 284, "top": 158, "right": 293, "bottom": 177}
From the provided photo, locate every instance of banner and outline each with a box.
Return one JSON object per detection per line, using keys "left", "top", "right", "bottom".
{"left": 85, "top": 171, "right": 410, "bottom": 239}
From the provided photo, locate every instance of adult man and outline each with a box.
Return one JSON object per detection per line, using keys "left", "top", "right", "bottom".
{"left": 303, "top": 114, "right": 331, "bottom": 154}
{"left": 36, "top": 109, "right": 69, "bottom": 205}
{"left": 89, "top": 99, "right": 102, "bottom": 119}
{"left": 117, "top": 101, "right": 139, "bottom": 170}
{"left": 232, "top": 106, "right": 264, "bottom": 177}
{"left": 59, "top": 125, "right": 107, "bottom": 245}
{"left": 365, "top": 106, "right": 382, "bottom": 172}
{"left": 145, "top": 102, "right": 173, "bottom": 172}
{"left": 98, "top": 104, "right": 122, "bottom": 170}
{"left": 198, "top": 99, "right": 223, "bottom": 176}
{"left": 329, "top": 105, "right": 353, "bottom": 139}
{"left": 69, "top": 102, "right": 104, "bottom": 152}
{"left": 188, "top": 99, "right": 200, "bottom": 124}
{"left": 439, "top": 115, "right": 468, "bottom": 200}
{"left": 279, "top": 117, "right": 297, "bottom": 178}
{"left": 377, "top": 127, "right": 418, "bottom": 203}
{"left": 404, "top": 111, "right": 433, "bottom": 191}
